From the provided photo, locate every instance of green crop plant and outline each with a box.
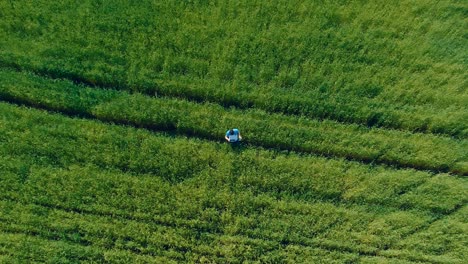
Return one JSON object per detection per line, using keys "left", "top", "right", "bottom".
{"left": 0, "top": 102, "right": 446, "bottom": 208}
{"left": 1, "top": 102, "right": 466, "bottom": 262}
{"left": 1, "top": 0, "right": 466, "bottom": 137}
{"left": 0, "top": 0, "right": 467, "bottom": 262}
{"left": 1, "top": 69, "right": 466, "bottom": 175}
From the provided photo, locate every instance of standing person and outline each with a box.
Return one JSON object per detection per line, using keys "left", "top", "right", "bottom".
{"left": 225, "top": 128, "right": 242, "bottom": 143}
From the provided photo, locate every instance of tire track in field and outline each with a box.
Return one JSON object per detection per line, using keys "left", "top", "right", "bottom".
{"left": 0, "top": 98, "right": 459, "bottom": 218}
{"left": 0, "top": 157, "right": 456, "bottom": 260}
{"left": 0, "top": 199, "right": 216, "bottom": 261}
{"left": 394, "top": 202, "right": 466, "bottom": 243}
{"left": 1, "top": 155, "right": 459, "bottom": 261}
{"left": 0, "top": 228, "right": 186, "bottom": 262}
{"left": 2, "top": 66, "right": 466, "bottom": 176}
{"left": 0, "top": 102, "right": 464, "bottom": 261}
{"left": 1, "top": 96, "right": 461, "bottom": 177}
{"left": 1, "top": 98, "right": 461, "bottom": 234}
{"left": 0, "top": 197, "right": 445, "bottom": 264}
{"left": 0, "top": 229, "right": 174, "bottom": 263}
{"left": 0, "top": 159, "right": 455, "bottom": 263}
{"left": 0, "top": 198, "right": 352, "bottom": 261}
{"left": 0, "top": 152, "right": 443, "bottom": 223}
{"left": 0, "top": 233, "right": 95, "bottom": 263}
{"left": 376, "top": 203, "right": 467, "bottom": 263}
{"left": 0, "top": 62, "right": 463, "bottom": 140}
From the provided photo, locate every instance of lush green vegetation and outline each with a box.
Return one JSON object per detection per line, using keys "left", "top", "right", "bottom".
{"left": 1, "top": 102, "right": 466, "bottom": 263}
{"left": 0, "top": 0, "right": 467, "bottom": 137}
{"left": 1, "top": 69, "right": 466, "bottom": 175}
{"left": 0, "top": 0, "right": 467, "bottom": 262}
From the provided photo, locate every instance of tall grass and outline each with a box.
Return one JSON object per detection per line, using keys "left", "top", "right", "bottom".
{"left": 1, "top": 102, "right": 466, "bottom": 262}
{"left": 0, "top": 0, "right": 466, "bottom": 136}
{"left": 1, "top": 69, "right": 466, "bottom": 175}
{"left": 1, "top": 0, "right": 467, "bottom": 262}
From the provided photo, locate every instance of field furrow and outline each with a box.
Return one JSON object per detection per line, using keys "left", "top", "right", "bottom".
{"left": 383, "top": 205, "right": 467, "bottom": 263}
{"left": 2, "top": 101, "right": 466, "bottom": 215}
{"left": 0, "top": 0, "right": 465, "bottom": 138}
{"left": 0, "top": 161, "right": 457, "bottom": 264}
{"left": 1, "top": 1, "right": 466, "bottom": 262}
{"left": 1, "top": 59, "right": 466, "bottom": 139}
{"left": 0, "top": 231, "right": 177, "bottom": 263}
{"left": 1, "top": 69, "right": 466, "bottom": 176}
{"left": 0, "top": 101, "right": 466, "bottom": 262}
{"left": 0, "top": 171, "right": 450, "bottom": 263}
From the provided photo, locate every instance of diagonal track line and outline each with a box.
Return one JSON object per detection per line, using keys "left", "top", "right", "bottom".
{"left": 0, "top": 100, "right": 465, "bottom": 262}
{"left": 0, "top": 62, "right": 464, "bottom": 140}
{"left": 0, "top": 95, "right": 458, "bottom": 177}
{"left": 0, "top": 98, "right": 452, "bottom": 213}
{"left": 0, "top": 197, "right": 447, "bottom": 264}
{"left": 395, "top": 202, "right": 466, "bottom": 243}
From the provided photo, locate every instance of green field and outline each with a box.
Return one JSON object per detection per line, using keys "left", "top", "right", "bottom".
{"left": 0, "top": 0, "right": 467, "bottom": 263}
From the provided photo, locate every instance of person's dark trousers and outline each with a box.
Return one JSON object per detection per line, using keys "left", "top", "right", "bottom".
{"left": 229, "top": 141, "right": 241, "bottom": 150}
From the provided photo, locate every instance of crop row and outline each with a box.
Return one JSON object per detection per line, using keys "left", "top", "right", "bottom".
{"left": 0, "top": 161, "right": 452, "bottom": 263}
{"left": 1, "top": 154, "right": 463, "bottom": 263}
{"left": 393, "top": 205, "right": 467, "bottom": 263}
{"left": 1, "top": 57, "right": 466, "bottom": 140}
{"left": 1, "top": 101, "right": 466, "bottom": 215}
{"left": 1, "top": 101, "right": 467, "bottom": 216}
{"left": 0, "top": 190, "right": 461, "bottom": 264}
{"left": 0, "top": 69, "right": 466, "bottom": 175}
{"left": 0, "top": 231, "right": 175, "bottom": 264}
{"left": 0, "top": 0, "right": 466, "bottom": 137}
{"left": 1, "top": 102, "right": 466, "bottom": 262}
{"left": 1, "top": 101, "right": 465, "bottom": 261}
{"left": 0, "top": 230, "right": 374, "bottom": 264}
{"left": 1, "top": 198, "right": 381, "bottom": 263}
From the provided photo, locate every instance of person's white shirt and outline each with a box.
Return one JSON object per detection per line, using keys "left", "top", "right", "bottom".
{"left": 228, "top": 133, "right": 239, "bottom": 142}
{"left": 225, "top": 129, "right": 242, "bottom": 142}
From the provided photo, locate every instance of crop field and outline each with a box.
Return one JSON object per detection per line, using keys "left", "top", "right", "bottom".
{"left": 0, "top": 0, "right": 467, "bottom": 263}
